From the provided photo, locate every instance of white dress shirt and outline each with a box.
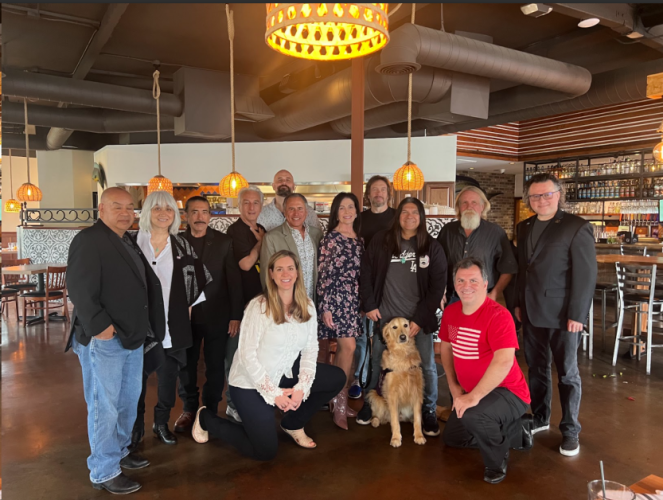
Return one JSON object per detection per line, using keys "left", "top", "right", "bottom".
{"left": 229, "top": 296, "right": 319, "bottom": 406}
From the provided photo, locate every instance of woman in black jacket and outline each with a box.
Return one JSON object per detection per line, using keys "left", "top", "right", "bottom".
{"left": 356, "top": 197, "right": 447, "bottom": 437}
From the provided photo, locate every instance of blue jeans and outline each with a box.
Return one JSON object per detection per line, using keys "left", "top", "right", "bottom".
{"left": 73, "top": 335, "right": 144, "bottom": 484}
{"left": 366, "top": 327, "right": 438, "bottom": 413}
{"left": 353, "top": 318, "right": 372, "bottom": 384}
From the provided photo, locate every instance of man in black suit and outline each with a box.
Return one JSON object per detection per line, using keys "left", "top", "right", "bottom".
{"left": 67, "top": 187, "right": 165, "bottom": 495}
{"left": 173, "top": 196, "right": 244, "bottom": 433}
{"left": 515, "top": 173, "right": 597, "bottom": 458}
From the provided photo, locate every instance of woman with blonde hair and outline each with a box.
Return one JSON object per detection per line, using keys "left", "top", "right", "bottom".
{"left": 192, "top": 250, "right": 345, "bottom": 460}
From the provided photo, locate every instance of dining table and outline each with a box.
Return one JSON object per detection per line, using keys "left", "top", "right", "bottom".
{"left": 1, "top": 263, "right": 68, "bottom": 325}
{"left": 630, "top": 474, "right": 663, "bottom": 495}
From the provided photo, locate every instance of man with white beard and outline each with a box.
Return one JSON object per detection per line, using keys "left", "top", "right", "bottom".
{"left": 437, "top": 187, "right": 517, "bottom": 308}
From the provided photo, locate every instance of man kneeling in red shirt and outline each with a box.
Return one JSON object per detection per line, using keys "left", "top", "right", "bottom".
{"left": 440, "top": 257, "right": 532, "bottom": 484}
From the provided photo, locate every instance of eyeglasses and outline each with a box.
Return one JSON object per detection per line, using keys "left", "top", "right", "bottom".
{"left": 528, "top": 190, "right": 560, "bottom": 202}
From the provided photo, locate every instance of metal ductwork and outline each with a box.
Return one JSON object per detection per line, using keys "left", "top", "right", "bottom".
{"left": 331, "top": 102, "right": 419, "bottom": 136}
{"left": 3, "top": 69, "right": 184, "bottom": 116}
{"left": 376, "top": 23, "right": 592, "bottom": 96}
{"left": 253, "top": 55, "right": 452, "bottom": 139}
{"left": 2, "top": 101, "right": 175, "bottom": 134}
{"left": 407, "top": 57, "right": 663, "bottom": 136}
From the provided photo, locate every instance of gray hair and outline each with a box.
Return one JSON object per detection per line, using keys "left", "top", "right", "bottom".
{"left": 523, "top": 172, "right": 566, "bottom": 210}
{"left": 139, "top": 191, "right": 181, "bottom": 235}
{"left": 238, "top": 185, "right": 264, "bottom": 205}
{"left": 455, "top": 186, "right": 491, "bottom": 219}
{"left": 453, "top": 257, "right": 489, "bottom": 283}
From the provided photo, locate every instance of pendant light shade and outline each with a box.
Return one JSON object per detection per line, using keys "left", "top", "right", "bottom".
{"left": 16, "top": 182, "right": 43, "bottom": 202}
{"left": 147, "top": 174, "right": 174, "bottom": 195}
{"left": 265, "top": 3, "right": 389, "bottom": 61}
{"left": 654, "top": 140, "right": 663, "bottom": 163}
{"left": 219, "top": 171, "right": 250, "bottom": 198}
{"left": 393, "top": 161, "right": 425, "bottom": 191}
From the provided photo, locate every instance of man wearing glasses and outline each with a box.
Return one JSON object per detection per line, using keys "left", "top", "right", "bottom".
{"left": 514, "top": 173, "right": 596, "bottom": 458}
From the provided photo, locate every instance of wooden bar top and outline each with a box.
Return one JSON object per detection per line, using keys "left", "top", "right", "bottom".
{"left": 630, "top": 474, "right": 663, "bottom": 494}
{"left": 596, "top": 254, "right": 663, "bottom": 265}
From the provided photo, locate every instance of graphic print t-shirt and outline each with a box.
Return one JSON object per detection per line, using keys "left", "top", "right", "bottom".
{"left": 439, "top": 298, "right": 530, "bottom": 404}
{"left": 379, "top": 237, "right": 420, "bottom": 324}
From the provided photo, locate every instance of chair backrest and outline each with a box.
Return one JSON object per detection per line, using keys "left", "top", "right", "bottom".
{"left": 620, "top": 245, "right": 647, "bottom": 256}
{"left": 615, "top": 263, "right": 657, "bottom": 307}
{"left": 45, "top": 266, "right": 67, "bottom": 293}
{"left": 1, "top": 258, "right": 32, "bottom": 286}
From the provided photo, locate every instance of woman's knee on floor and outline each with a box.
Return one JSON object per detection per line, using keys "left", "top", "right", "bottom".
{"left": 254, "top": 442, "right": 278, "bottom": 462}
{"left": 315, "top": 363, "right": 346, "bottom": 392}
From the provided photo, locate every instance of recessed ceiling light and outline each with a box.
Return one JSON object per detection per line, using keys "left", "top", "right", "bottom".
{"left": 578, "top": 18, "right": 600, "bottom": 28}
{"left": 509, "top": 162, "right": 515, "bottom": 164}
{"left": 469, "top": 167, "right": 475, "bottom": 170}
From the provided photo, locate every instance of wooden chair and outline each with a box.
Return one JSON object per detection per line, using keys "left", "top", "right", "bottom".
{"left": 21, "top": 266, "right": 70, "bottom": 327}
{"left": 2, "top": 258, "right": 36, "bottom": 293}
{"left": 620, "top": 245, "right": 647, "bottom": 256}
{"left": 1, "top": 287, "right": 19, "bottom": 319}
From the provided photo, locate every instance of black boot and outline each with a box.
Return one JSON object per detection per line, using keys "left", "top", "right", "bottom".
{"left": 92, "top": 473, "right": 141, "bottom": 494}
{"left": 484, "top": 451, "right": 509, "bottom": 484}
{"left": 153, "top": 423, "right": 177, "bottom": 445}
{"left": 129, "top": 419, "right": 144, "bottom": 452}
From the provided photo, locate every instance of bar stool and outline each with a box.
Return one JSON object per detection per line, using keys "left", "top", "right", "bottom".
{"left": 1, "top": 287, "right": 19, "bottom": 319}
{"left": 620, "top": 245, "right": 647, "bottom": 256}
{"left": 581, "top": 301, "right": 594, "bottom": 359}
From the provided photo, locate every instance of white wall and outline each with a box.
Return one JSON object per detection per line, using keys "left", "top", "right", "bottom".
{"left": 36, "top": 150, "right": 95, "bottom": 208}
{"left": 95, "top": 136, "right": 457, "bottom": 188}
{"left": 2, "top": 156, "right": 40, "bottom": 232}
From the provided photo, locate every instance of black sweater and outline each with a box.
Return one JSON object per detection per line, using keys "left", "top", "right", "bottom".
{"left": 359, "top": 230, "right": 447, "bottom": 334}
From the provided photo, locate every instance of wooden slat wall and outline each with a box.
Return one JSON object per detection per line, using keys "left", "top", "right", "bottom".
{"left": 454, "top": 98, "right": 663, "bottom": 162}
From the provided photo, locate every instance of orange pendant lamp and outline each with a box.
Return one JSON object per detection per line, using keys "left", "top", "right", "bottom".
{"left": 265, "top": 3, "right": 389, "bottom": 61}
{"left": 16, "top": 99, "right": 43, "bottom": 202}
{"left": 393, "top": 5, "right": 424, "bottom": 192}
{"left": 219, "top": 5, "right": 249, "bottom": 198}
{"left": 4, "top": 149, "right": 21, "bottom": 213}
{"left": 654, "top": 120, "right": 663, "bottom": 163}
{"left": 147, "top": 69, "right": 174, "bottom": 195}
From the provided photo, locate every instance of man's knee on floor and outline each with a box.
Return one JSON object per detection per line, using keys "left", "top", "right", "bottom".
{"left": 255, "top": 445, "right": 278, "bottom": 462}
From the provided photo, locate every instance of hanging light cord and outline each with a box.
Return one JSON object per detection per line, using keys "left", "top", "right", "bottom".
{"left": 226, "top": 3, "right": 236, "bottom": 173}
{"left": 152, "top": 69, "right": 162, "bottom": 176}
{"left": 8, "top": 149, "right": 14, "bottom": 196}
{"left": 407, "top": 4, "right": 416, "bottom": 163}
{"left": 23, "top": 99, "right": 31, "bottom": 183}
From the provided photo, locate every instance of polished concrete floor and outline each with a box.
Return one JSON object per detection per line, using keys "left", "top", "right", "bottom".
{"left": 2, "top": 310, "right": 662, "bottom": 500}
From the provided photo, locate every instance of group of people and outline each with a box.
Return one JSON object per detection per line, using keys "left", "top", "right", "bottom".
{"left": 66, "top": 168, "right": 596, "bottom": 494}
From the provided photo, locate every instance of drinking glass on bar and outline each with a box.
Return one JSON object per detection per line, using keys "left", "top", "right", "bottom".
{"left": 587, "top": 480, "right": 635, "bottom": 500}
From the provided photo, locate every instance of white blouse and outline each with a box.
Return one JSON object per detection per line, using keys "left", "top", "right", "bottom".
{"left": 229, "top": 296, "right": 319, "bottom": 406}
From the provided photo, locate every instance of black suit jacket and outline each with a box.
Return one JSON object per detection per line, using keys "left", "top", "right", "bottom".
{"left": 182, "top": 227, "right": 244, "bottom": 329}
{"left": 515, "top": 209, "right": 597, "bottom": 330}
{"left": 66, "top": 220, "right": 165, "bottom": 351}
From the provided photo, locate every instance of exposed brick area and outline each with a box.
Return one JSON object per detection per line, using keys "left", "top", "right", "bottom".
{"left": 457, "top": 170, "right": 516, "bottom": 239}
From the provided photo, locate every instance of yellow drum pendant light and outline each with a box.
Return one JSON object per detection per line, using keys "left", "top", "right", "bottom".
{"left": 147, "top": 69, "right": 174, "bottom": 195}
{"left": 393, "top": 5, "right": 424, "bottom": 192}
{"left": 16, "top": 99, "right": 43, "bottom": 202}
{"left": 219, "top": 5, "right": 249, "bottom": 198}
{"left": 265, "top": 3, "right": 389, "bottom": 61}
{"left": 4, "top": 149, "right": 21, "bottom": 213}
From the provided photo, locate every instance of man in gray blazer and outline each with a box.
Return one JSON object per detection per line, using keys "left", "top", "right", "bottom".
{"left": 260, "top": 193, "right": 323, "bottom": 300}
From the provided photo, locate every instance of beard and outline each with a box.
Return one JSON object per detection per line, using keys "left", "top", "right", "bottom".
{"left": 371, "top": 196, "right": 386, "bottom": 208}
{"left": 276, "top": 185, "right": 292, "bottom": 197}
{"left": 460, "top": 210, "right": 481, "bottom": 231}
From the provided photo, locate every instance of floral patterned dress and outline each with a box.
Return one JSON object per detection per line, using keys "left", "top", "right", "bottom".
{"left": 316, "top": 230, "right": 364, "bottom": 339}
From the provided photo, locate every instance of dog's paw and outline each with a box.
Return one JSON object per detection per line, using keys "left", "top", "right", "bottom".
{"left": 390, "top": 437, "right": 402, "bottom": 448}
{"left": 370, "top": 417, "right": 380, "bottom": 428}
{"left": 414, "top": 435, "right": 427, "bottom": 445}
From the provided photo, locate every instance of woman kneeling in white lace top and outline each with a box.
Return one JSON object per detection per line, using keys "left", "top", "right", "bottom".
{"left": 192, "top": 250, "right": 346, "bottom": 459}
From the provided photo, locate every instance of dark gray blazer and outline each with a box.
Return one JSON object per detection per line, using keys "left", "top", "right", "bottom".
{"left": 515, "top": 209, "right": 597, "bottom": 330}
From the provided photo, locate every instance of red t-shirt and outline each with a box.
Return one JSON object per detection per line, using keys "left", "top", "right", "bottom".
{"left": 439, "top": 298, "right": 530, "bottom": 404}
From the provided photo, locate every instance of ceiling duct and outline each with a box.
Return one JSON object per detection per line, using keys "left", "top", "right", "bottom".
{"left": 253, "top": 55, "right": 452, "bottom": 139}
{"left": 376, "top": 23, "right": 592, "bottom": 96}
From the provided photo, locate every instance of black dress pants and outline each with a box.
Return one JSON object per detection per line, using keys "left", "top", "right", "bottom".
{"left": 179, "top": 322, "right": 228, "bottom": 414}
{"left": 443, "top": 388, "right": 529, "bottom": 469}
{"left": 136, "top": 353, "right": 181, "bottom": 426}
{"left": 201, "top": 360, "right": 346, "bottom": 461}
{"left": 522, "top": 319, "right": 582, "bottom": 437}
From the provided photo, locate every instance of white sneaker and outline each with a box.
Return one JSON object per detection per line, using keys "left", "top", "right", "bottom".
{"left": 531, "top": 424, "right": 550, "bottom": 435}
{"left": 226, "top": 405, "right": 242, "bottom": 423}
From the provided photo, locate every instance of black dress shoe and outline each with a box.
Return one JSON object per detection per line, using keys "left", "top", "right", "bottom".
{"left": 153, "top": 423, "right": 177, "bottom": 445}
{"left": 120, "top": 452, "right": 150, "bottom": 470}
{"left": 484, "top": 451, "right": 509, "bottom": 484}
{"left": 518, "top": 414, "right": 533, "bottom": 451}
{"left": 92, "top": 472, "right": 142, "bottom": 494}
{"left": 129, "top": 423, "right": 144, "bottom": 452}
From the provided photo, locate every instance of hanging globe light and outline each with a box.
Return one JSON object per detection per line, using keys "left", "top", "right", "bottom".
{"left": 654, "top": 141, "right": 663, "bottom": 163}
{"left": 4, "top": 149, "right": 21, "bottom": 213}
{"left": 220, "top": 171, "right": 250, "bottom": 198}
{"left": 265, "top": 3, "right": 390, "bottom": 61}
{"left": 147, "top": 174, "right": 174, "bottom": 195}
{"left": 16, "top": 100, "right": 43, "bottom": 202}
{"left": 393, "top": 161, "right": 425, "bottom": 191}
{"left": 147, "top": 69, "right": 174, "bottom": 196}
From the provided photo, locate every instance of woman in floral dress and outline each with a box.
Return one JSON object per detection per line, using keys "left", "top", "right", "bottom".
{"left": 316, "top": 192, "right": 364, "bottom": 430}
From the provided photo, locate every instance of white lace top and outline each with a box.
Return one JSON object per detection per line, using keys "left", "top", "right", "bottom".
{"left": 228, "top": 296, "right": 319, "bottom": 406}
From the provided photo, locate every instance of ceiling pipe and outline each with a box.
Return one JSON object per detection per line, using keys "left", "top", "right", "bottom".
{"left": 3, "top": 69, "right": 184, "bottom": 116}
{"left": 376, "top": 23, "right": 592, "bottom": 96}
{"left": 253, "top": 55, "right": 452, "bottom": 139}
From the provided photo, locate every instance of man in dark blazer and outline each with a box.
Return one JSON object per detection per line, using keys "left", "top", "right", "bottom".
{"left": 174, "top": 196, "right": 244, "bottom": 432}
{"left": 67, "top": 187, "right": 165, "bottom": 495}
{"left": 515, "top": 173, "right": 597, "bottom": 458}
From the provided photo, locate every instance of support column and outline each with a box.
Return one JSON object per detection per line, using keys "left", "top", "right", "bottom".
{"left": 351, "top": 57, "right": 365, "bottom": 207}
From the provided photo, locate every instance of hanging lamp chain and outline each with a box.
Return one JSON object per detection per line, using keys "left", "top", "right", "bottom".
{"left": 226, "top": 3, "right": 236, "bottom": 173}
{"left": 153, "top": 68, "right": 162, "bottom": 176}
{"left": 8, "top": 149, "right": 14, "bottom": 195}
{"left": 407, "top": 4, "right": 416, "bottom": 163}
{"left": 23, "top": 99, "right": 31, "bottom": 183}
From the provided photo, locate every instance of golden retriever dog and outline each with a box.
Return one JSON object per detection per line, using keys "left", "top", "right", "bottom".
{"left": 366, "top": 317, "right": 426, "bottom": 448}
